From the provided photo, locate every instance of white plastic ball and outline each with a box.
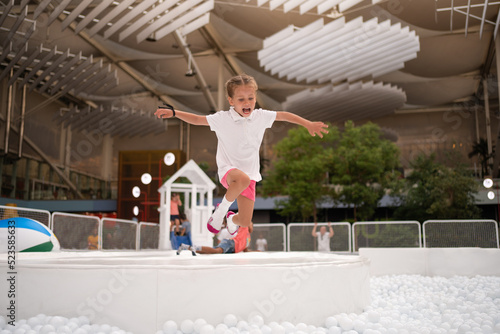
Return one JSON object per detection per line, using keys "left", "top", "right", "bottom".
{"left": 296, "top": 323, "right": 307, "bottom": 332}
{"left": 27, "top": 317, "right": 40, "bottom": 328}
{"left": 353, "top": 319, "right": 366, "bottom": 333}
{"left": 236, "top": 321, "right": 249, "bottom": 331}
{"left": 50, "top": 316, "right": 67, "bottom": 327}
{"left": 338, "top": 316, "right": 353, "bottom": 331}
{"left": 99, "top": 323, "right": 112, "bottom": 333}
{"left": 57, "top": 325, "right": 72, "bottom": 333}
{"left": 367, "top": 311, "right": 381, "bottom": 323}
{"left": 249, "top": 329, "right": 262, "bottom": 334}
{"left": 163, "top": 320, "right": 178, "bottom": 334}
{"left": 73, "top": 329, "right": 87, "bottom": 334}
{"left": 271, "top": 324, "right": 285, "bottom": 334}
{"left": 280, "top": 322, "right": 295, "bottom": 334}
{"left": 194, "top": 319, "right": 208, "bottom": 333}
{"left": 216, "top": 323, "right": 229, "bottom": 334}
{"left": 324, "top": 317, "right": 338, "bottom": 329}
{"left": 327, "top": 328, "right": 341, "bottom": 334}
{"left": 249, "top": 315, "right": 264, "bottom": 328}
{"left": 40, "top": 324, "right": 56, "bottom": 334}
{"left": 261, "top": 325, "right": 272, "bottom": 334}
{"left": 200, "top": 324, "right": 215, "bottom": 334}
{"left": 224, "top": 315, "right": 238, "bottom": 328}
{"left": 181, "top": 320, "right": 195, "bottom": 334}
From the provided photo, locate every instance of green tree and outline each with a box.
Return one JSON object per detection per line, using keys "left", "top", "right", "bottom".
{"left": 395, "top": 153, "right": 480, "bottom": 222}
{"left": 329, "top": 121, "right": 403, "bottom": 221}
{"left": 468, "top": 138, "right": 493, "bottom": 177}
{"left": 261, "top": 125, "right": 339, "bottom": 222}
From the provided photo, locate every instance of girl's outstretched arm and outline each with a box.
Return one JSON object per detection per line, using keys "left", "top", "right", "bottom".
{"left": 275, "top": 111, "right": 328, "bottom": 138}
{"left": 155, "top": 108, "right": 209, "bottom": 126}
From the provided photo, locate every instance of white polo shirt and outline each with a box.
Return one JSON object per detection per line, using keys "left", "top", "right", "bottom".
{"left": 207, "top": 107, "right": 276, "bottom": 182}
{"left": 315, "top": 232, "right": 331, "bottom": 252}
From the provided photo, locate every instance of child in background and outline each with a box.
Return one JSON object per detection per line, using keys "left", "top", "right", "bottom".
{"left": 170, "top": 193, "right": 182, "bottom": 234}
{"left": 87, "top": 226, "right": 99, "bottom": 250}
{"left": 179, "top": 212, "right": 191, "bottom": 237}
{"left": 178, "top": 219, "right": 253, "bottom": 255}
{"left": 155, "top": 74, "right": 328, "bottom": 236}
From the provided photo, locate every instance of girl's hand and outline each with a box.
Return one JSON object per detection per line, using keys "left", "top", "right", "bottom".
{"left": 307, "top": 121, "right": 329, "bottom": 138}
{"left": 154, "top": 108, "right": 174, "bottom": 119}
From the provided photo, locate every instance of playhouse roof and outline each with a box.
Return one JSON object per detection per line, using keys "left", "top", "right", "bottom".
{"left": 160, "top": 160, "right": 216, "bottom": 192}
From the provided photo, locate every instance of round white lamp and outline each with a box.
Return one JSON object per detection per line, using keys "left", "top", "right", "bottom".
{"left": 141, "top": 173, "right": 152, "bottom": 185}
{"left": 132, "top": 186, "right": 141, "bottom": 198}
{"left": 164, "top": 152, "right": 175, "bottom": 166}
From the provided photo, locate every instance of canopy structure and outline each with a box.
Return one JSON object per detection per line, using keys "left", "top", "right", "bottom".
{"left": 158, "top": 159, "right": 216, "bottom": 249}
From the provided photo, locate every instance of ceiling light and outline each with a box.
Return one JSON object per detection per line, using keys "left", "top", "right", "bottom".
{"left": 258, "top": 17, "right": 419, "bottom": 85}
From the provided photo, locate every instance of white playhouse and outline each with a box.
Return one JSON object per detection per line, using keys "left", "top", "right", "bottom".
{"left": 158, "top": 159, "right": 216, "bottom": 250}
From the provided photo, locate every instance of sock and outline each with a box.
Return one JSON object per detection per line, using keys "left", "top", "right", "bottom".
{"left": 193, "top": 245, "right": 202, "bottom": 251}
{"left": 226, "top": 214, "right": 239, "bottom": 234}
{"left": 218, "top": 195, "right": 234, "bottom": 213}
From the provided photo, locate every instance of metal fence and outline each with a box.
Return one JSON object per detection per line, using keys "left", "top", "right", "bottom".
{"left": 52, "top": 212, "right": 101, "bottom": 250}
{"left": 2, "top": 203, "right": 498, "bottom": 252}
{"left": 287, "top": 222, "right": 351, "bottom": 253}
{"left": 352, "top": 221, "right": 422, "bottom": 252}
{"left": 101, "top": 218, "right": 138, "bottom": 250}
{"left": 0, "top": 204, "right": 50, "bottom": 228}
{"left": 137, "top": 222, "right": 160, "bottom": 250}
{"left": 251, "top": 223, "right": 286, "bottom": 251}
{"left": 423, "top": 220, "right": 499, "bottom": 248}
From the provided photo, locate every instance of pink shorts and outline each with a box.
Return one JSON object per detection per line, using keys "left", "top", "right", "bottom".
{"left": 221, "top": 169, "right": 256, "bottom": 201}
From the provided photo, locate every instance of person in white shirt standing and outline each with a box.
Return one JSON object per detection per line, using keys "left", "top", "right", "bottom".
{"left": 312, "top": 222, "right": 334, "bottom": 252}
{"left": 255, "top": 232, "right": 268, "bottom": 252}
{"left": 155, "top": 74, "right": 328, "bottom": 236}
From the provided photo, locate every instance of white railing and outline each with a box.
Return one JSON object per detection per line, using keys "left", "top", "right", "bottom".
{"left": 0, "top": 204, "right": 51, "bottom": 228}
{"left": 101, "top": 218, "right": 138, "bottom": 250}
{"left": 3, "top": 205, "right": 495, "bottom": 253}
{"left": 352, "top": 221, "right": 421, "bottom": 252}
{"left": 423, "top": 219, "right": 499, "bottom": 248}
{"left": 251, "top": 223, "right": 286, "bottom": 251}
{"left": 287, "top": 222, "right": 351, "bottom": 253}
{"left": 137, "top": 222, "right": 160, "bottom": 250}
{"left": 52, "top": 212, "right": 101, "bottom": 250}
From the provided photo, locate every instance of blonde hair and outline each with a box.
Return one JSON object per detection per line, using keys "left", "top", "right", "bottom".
{"left": 225, "top": 74, "right": 258, "bottom": 98}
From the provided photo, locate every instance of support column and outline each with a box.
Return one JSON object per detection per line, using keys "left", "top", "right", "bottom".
{"left": 491, "top": 34, "right": 500, "bottom": 177}
{"left": 17, "top": 83, "right": 26, "bottom": 158}
{"left": 218, "top": 57, "right": 225, "bottom": 111}
{"left": 4, "top": 69, "right": 14, "bottom": 155}
{"left": 24, "top": 158, "right": 30, "bottom": 200}
{"left": 483, "top": 78, "right": 493, "bottom": 176}
{"left": 10, "top": 159, "right": 17, "bottom": 198}
{"left": 101, "top": 134, "right": 113, "bottom": 180}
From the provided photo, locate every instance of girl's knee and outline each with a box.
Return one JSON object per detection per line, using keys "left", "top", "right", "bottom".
{"left": 230, "top": 171, "right": 251, "bottom": 188}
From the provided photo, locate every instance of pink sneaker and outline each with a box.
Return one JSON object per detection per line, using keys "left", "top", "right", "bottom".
{"left": 226, "top": 211, "right": 239, "bottom": 235}
{"left": 207, "top": 204, "right": 225, "bottom": 233}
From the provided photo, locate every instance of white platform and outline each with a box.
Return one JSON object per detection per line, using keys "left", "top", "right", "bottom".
{"left": 0, "top": 251, "right": 370, "bottom": 334}
{"left": 359, "top": 247, "right": 500, "bottom": 277}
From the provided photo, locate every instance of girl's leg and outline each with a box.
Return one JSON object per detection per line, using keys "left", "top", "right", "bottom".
{"left": 231, "top": 194, "right": 254, "bottom": 227}
{"left": 208, "top": 169, "right": 250, "bottom": 232}
{"left": 197, "top": 246, "right": 223, "bottom": 254}
{"left": 224, "top": 169, "right": 251, "bottom": 201}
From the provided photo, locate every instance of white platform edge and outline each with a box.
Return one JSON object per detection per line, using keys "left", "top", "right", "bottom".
{"left": 359, "top": 247, "right": 500, "bottom": 277}
{"left": 0, "top": 251, "right": 371, "bottom": 334}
